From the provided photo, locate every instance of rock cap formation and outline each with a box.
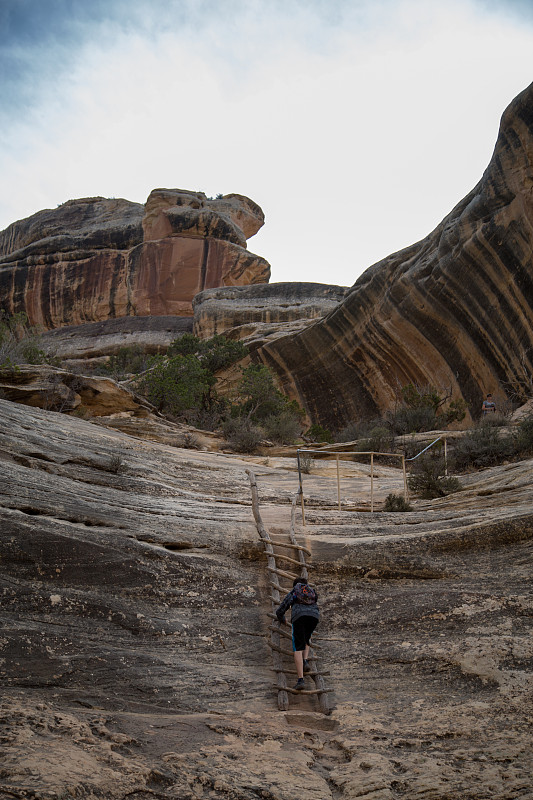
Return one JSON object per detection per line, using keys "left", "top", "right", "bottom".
{"left": 0, "top": 189, "right": 270, "bottom": 330}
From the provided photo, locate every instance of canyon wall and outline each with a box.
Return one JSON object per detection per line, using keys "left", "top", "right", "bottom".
{"left": 0, "top": 189, "right": 270, "bottom": 329}
{"left": 253, "top": 82, "right": 533, "bottom": 427}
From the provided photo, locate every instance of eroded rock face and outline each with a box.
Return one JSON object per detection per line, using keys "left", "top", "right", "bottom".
{"left": 254, "top": 83, "right": 533, "bottom": 428}
{"left": 192, "top": 282, "right": 350, "bottom": 342}
{"left": 0, "top": 190, "right": 270, "bottom": 329}
{"left": 39, "top": 315, "right": 194, "bottom": 369}
{"left": 0, "top": 398, "right": 531, "bottom": 799}
{"left": 0, "top": 365, "right": 152, "bottom": 416}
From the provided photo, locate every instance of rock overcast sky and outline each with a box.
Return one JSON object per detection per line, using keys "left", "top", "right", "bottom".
{"left": 1, "top": 0, "right": 532, "bottom": 286}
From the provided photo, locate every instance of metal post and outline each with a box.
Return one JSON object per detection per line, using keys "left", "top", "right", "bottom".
{"left": 336, "top": 454, "right": 341, "bottom": 511}
{"left": 402, "top": 455, "right": 409, "bottom": 501}
{"left": 444, "top": 437, "right": 448, "bottom": 476}
{"left": 370, "top": 452, "right": 374, "bottom": 513}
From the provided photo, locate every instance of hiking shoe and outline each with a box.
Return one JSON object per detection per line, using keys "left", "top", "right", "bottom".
{"left": 294, "top": 678, "right": 305, "bottom": 691}
{"left": 303, "top": 659, "right": 310, "bottom": 673}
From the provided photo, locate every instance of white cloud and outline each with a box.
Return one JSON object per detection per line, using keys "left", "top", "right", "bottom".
{"left": 0, "top": 0, "right": 532, "bottom": 287}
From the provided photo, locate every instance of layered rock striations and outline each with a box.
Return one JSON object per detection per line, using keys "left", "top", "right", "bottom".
{"left": 254, "top": 83, "right": 533, "bottom": 428}
{"left": 192, "top": 282, "right": 350, "bottom": 342}
{"left": 39, "top": 315, "right": 194, "bottom": 368}
{"left": 0, "top": 190, "right": 270, "bottom": 329}
{"left": 0, "top": 398, "right": 531, "bottom": 798}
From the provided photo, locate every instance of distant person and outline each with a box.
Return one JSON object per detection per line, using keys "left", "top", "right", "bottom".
{"left": 276, "top": 577, "right": 319, "bottom": 691}
{"left": 482, "top": 393, "right": 497, "bottom": 416}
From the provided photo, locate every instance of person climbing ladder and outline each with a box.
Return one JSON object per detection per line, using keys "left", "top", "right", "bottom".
{"left": 275, "top": 577, "right": 320, "bottom": 690}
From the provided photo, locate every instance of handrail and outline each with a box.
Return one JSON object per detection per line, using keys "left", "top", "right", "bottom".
{"left": 405, "top": 436, "right": 443, "bottom": 461}
{"left": 296, "top": 447, "right": 408, "bottom": 517}
{"left": 405, "top": 435, "right": 448, "bottom": 476}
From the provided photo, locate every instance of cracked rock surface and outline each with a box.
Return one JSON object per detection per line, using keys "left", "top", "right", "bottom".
{"left": 0, "top": 398, "right": 531, "bottom": 799}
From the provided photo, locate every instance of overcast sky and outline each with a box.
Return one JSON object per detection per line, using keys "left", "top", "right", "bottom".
{"left": 1, "top": 0, "right": 532, "bottom": 287}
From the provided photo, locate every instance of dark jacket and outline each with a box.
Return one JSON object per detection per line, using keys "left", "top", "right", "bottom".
{"left": 275, "top": 582, "right": 320, "bottom": 624}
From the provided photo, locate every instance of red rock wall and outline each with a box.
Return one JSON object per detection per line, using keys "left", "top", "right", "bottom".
{"left": 0, "top": 191, "right": 270, "bottom": 329}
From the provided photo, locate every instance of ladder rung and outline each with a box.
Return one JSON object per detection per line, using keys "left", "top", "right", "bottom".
{"left": 269, "top": 541, "right": 312, "bottom": 555}
{"left": 273, "top": 685, "right": 334, "bottom": 695}
{"left": 266, "top": 552, "right": 312, "bottom": 568}
{"left": 270, "top": 667, "right": 330, "bottom": 677}
{"left": 266, "top": 565, "right": 299, "bottom": 580}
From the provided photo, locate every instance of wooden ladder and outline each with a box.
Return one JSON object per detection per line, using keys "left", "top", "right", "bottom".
{"left": 246, "top": 469, "right": 332, "bottom": 714}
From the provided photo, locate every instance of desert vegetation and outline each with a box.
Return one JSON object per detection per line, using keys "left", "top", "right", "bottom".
{"left": 3, "top": 317, "right": 533, "bottom": 471}
{"left": 0, "top": 310, "right": 55, "bottom": 368}
{"left": 133, "top": 334, "right": 305, "bottom": 451}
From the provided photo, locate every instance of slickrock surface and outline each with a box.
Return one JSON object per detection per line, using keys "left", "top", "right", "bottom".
{"left": 1, "top": 398, "right": 531, "bottom": 799}
{"left": 0, "top": 190, "right": 269, "bottom": 329}
{"left": 254, "top": 83, "right": 533, "bottom": 428}
{"left": 192, "top": 283, "right": 350, "bottom": 342}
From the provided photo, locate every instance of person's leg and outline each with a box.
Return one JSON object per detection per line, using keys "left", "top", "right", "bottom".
{"left": 293, "top": 649, "right": 304, "bottom": 679}
{"left": 302, "top": 617, "right": 318, "bottom": 671}
{"left": 292, "top": 619, "right": 306, "bottom": 687}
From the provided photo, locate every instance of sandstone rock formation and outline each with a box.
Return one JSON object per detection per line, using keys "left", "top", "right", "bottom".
{"left": 0, "top": 190, "right": 270, "bottom": 329}
{"left": 0, "top": 365, "right": 153, "bottom": 416}
{"left": 253, "top": 82, "right": 533, "bottom": 429}
{"left": 0, "top": 397, "right": 531, "bottom": 798}
{"left": 39, "top": 315, "right": 194, "bottom": 370}
{"left": 192, "top": 282, "right": 350, "bottom": 343}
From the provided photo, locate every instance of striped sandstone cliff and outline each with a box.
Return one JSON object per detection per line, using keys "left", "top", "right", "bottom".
{"left": 0, "top": 189, "right": 269, "bottom": 329}
{"left": 253, "top": 82, "right": 533, "bottom": 427}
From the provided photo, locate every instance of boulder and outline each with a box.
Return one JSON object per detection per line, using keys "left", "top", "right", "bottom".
{"left": 0, "top": 365, "right": 151, "bottom": 416}
{"left": 253, "top": 82, "right": 533, "bottom": 428}
{"left": 0, "top": 190, "right": 270, "bottom": 329}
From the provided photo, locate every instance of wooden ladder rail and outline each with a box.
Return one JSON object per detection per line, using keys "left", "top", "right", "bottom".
{"left": 289, "top": 489, "right": 329, "bottom": 715}
{"left": 246, "top": 469, "right": 331, "bottom": 714}
{"left": 246, "top": 469, "right": 289, "bottom": 711}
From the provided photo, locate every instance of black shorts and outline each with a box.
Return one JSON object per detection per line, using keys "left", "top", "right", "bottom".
{"left": 292, "top": 615, "right": 318, "bottom": 652}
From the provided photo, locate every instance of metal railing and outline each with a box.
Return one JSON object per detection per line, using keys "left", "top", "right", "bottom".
{"left": 295, "top": 434, "right": 449, "bottom": 521}
{"left": 406, "top": 435, "right": 448, "bottom": 474}
{"left": 296, "top": 447, "right": 408, "bottom": 522}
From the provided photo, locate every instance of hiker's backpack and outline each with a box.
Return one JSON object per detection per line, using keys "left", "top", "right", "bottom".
{"left": 293, "top": 583, "right": 317, "bottom": 605}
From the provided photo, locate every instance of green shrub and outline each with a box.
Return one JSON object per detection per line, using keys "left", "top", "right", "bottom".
{"left": 103, "top": 346, "right": 156, "bottom": 380}
{"left": 306, "top": 423, "right": 334, "bottom": 443}
{"left": 222, "top": 417, "right": 264, "bottom": 453}
{"left": 168, "top": 333, "right": 247, "bottom": 373}
{"left": 383, "top": 493, "right": 413, "bottom": 512}
{"left": 513, "top": 414, "right": 533, "bottom": 456}
{"left": 335, "top": 421, "right": 362, "bottom": 442}
{"left": 389, "top": 405, "right": 438, "bottom": 435}
{"left": 408, "top": 453, "right": 461, "bottom": 498}
{"left": 236, "top": 364, "right": 289, "bottom": 421}
{"left": 181, "top": 405, "right": 227, "bottom": 431}
{"left": 263, "top": 411, "right": 302, "bottom": 444}
{"left": 389, "top": 383, "right": 466, "bottom": 434}
{"left": 478, "top": 412, "right": 510, "bottom": 428}
{"left": 140, "top": 354, "right": 214, "bottom": 415}
{"left": 0, "top": 311, "right": 54, "bottom": 367}
{"left": 357, "top": 425, "right": 394, "bottom": 453}
{"left": 452, "top": 425, "right": 514, "bottom": 471}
